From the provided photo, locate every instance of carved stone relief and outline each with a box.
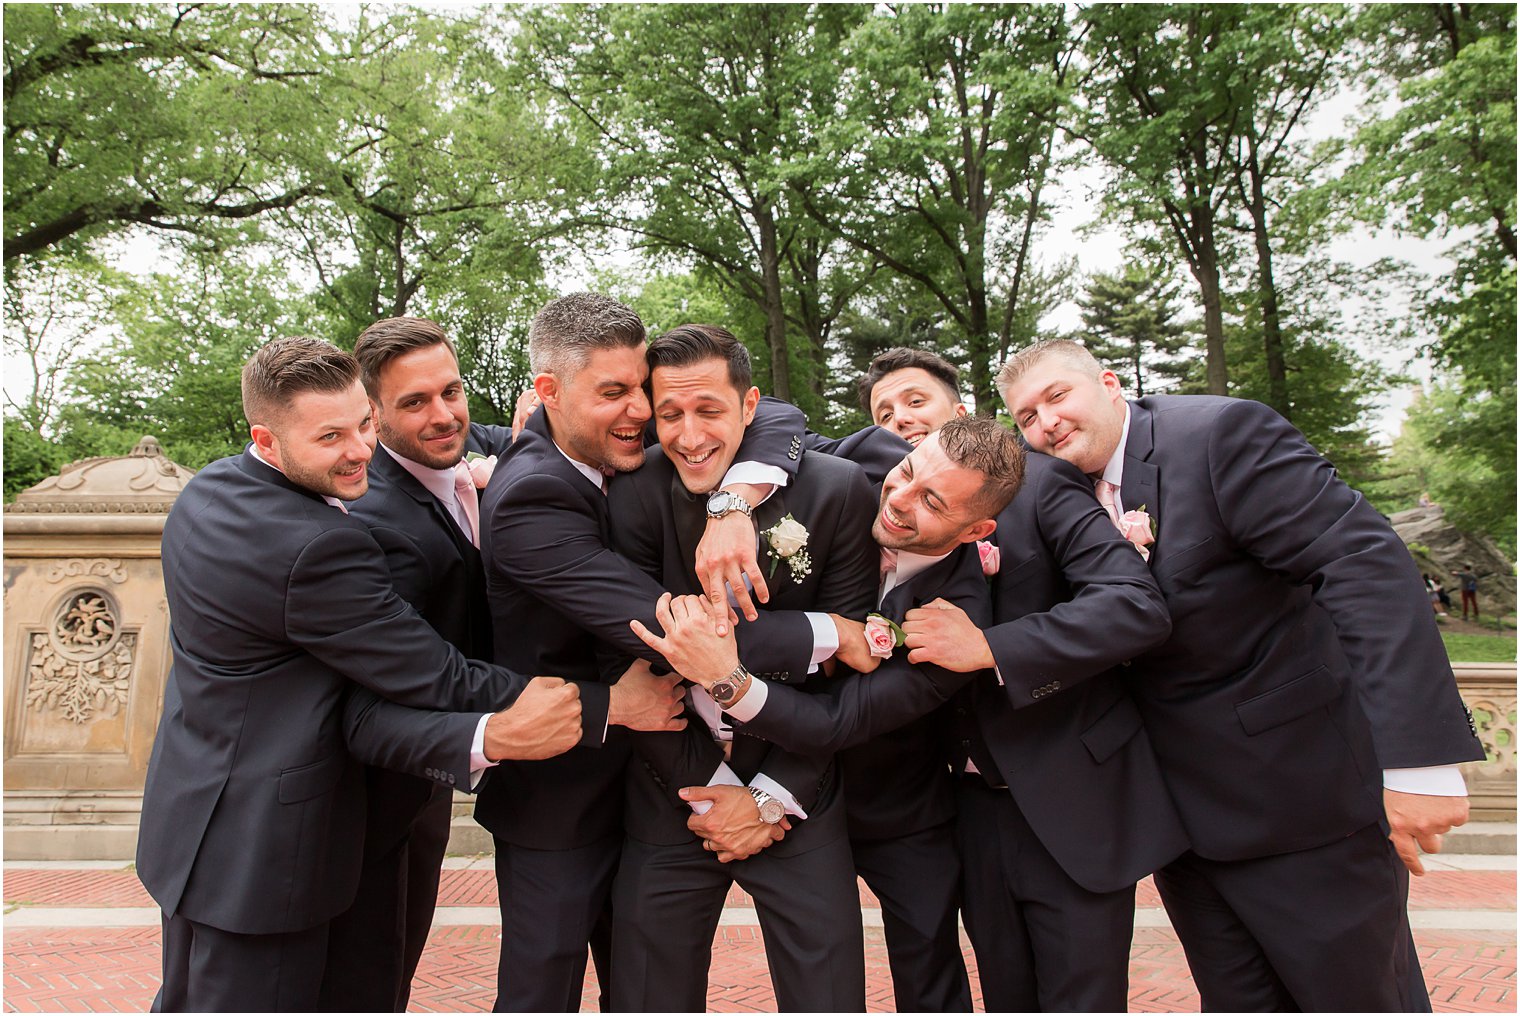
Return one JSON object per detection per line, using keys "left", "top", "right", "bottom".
{"left": 23, "top": 590, "right": 135, "bottom": 724}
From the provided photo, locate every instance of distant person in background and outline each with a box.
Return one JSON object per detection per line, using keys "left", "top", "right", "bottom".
{"left": 1423, "top": 574, "right": 1449, "bottom": 617}
{"left": 1455, "top": 565, "right": 1480, "bottom": 620}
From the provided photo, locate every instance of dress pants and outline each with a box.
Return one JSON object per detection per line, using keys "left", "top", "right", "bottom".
{"left": 955, "top": 777, "right": 1136, "bottom": 1011}
{"left": 492, "top": 833, "right": 621, "bottom": 1013}
{"left": 610, "top": 834, "right": 866, "bottom": 1012}
{"left": 1154, "top": 820, "right": 1428, "bottom": 1012}
{"left": 320, "top": 781, "right": 452, "bottom": 1011}
{"left": 851, "top": 822, "right": 971, "bottom": 1012}
{"left": 154, "top": 911, "right": 328, "bottom": 1012}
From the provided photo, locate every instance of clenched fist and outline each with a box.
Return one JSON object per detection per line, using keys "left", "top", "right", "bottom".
{"left": 484, "top": 676, "right": 581, "bottom": 760}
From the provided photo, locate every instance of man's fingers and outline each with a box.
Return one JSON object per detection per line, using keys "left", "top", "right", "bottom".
{"left": 747, "top": 562, "right": 770, "bottom": 605}
{"left": 1390, "top": 831, "right": 1427, "bottom": 876}
{"left": 905, "top": 646, "right": 932, "bottom": 665}
{"left": 1416, "top": 830, "right": 1444, "bottom": 856}
{"left": 728, "top": 569, "right": 758, "bottom": 622}
{"left": 628, "top": 618, "right": 668, "bottom": 655}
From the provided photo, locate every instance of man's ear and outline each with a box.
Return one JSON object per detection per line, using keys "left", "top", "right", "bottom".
{"left": 533, "top": 372, "right": 559, "bottom": 408}
{"left": 954, "top": 403, "right": 969, "bottom": 419}
{"left": 251, "top": 423, "right": 280, "bottom": 469}
{"left": 741, "top": 385, "right": 760, "bottom": 425}
{"left": 958, "top": 517, "right": 997, "bottom": 546}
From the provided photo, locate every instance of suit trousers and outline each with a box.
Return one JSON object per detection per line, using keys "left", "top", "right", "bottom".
{"left": 154, "top": 910, "right": 328, "bottom": 1012}
{"left": 851, "top": 822, "right": 971, "bottom": 1012}
{"left": 1154, "top": 820, "right": 1428, "bottom": 1012}
{"left": 610, "top": 834, "right": 866, "bottom": 1012}
{"left": 321, "top": 779, "right": 452, "bottom": 1011}
{"left": 492, "top": 833, "right": 620, "bottom": 1013}
{"left": 955, "top": 777, "right": 1136, "bottom": 1011}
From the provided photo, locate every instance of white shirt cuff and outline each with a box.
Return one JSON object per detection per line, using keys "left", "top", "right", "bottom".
{"left": 722, "top": 461, "right": 789, "bottom": 490}
{"left": 689, "top": 762, "right": 745, "bottom": 814}
{"left": 992, "top": 664, "right": 1005, "bottom": 686}
{"left": 1383, "top": 765, "right": 1469, "bottom": 797}
{"left": 806, "top": 611, "right": 838, "bottom": 672}
{"left": 720, "top": 675, "right": 769, "bottom": 723}
{"left": 750, "top": 772, "right": 808, "bottom": 820}
{"left": 469, "top": 714, "right": 496, "bottom": 790}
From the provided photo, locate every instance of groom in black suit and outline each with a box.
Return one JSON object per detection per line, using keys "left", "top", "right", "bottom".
{"left": 606, "top": 324, "right": 879, "bottom": 1012}
{"left": 138, "top": 337, "right": 586, "bottom": 1012}
{"left": 999, "top": 338, "right": 1485, "bottom": 1010}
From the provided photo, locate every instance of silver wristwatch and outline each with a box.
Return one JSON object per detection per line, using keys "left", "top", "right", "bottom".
{"left": 748, "top": 786, "right": 785, "bottom": 825}
{"left": 708, "top": 664, "right": 752, "bottom": 708}
{"left": 706, "top": 490, "right": 755, "bottom": 521}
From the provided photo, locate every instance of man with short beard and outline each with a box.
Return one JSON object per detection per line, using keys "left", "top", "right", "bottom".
{"left": 137, "top": 337, "right": 585, "bottom": 1012}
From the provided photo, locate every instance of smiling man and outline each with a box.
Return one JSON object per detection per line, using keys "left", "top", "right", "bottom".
{"left": 998, "top": 337, "right": 1485, "bottom": 1011}
{"left": 137, "top": 337, "right": 585, "bottom": 1012}
{"left": 607, "top": 323, "right": 879, "bottom": 1013}
{"left": 860, "top": 346, "right": 970, "bottom": 447}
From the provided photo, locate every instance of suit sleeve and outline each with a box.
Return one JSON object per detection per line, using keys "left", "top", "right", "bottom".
{"left": 340, "top": 685, "right": 479, "bottom": 787}
{"left": 1205, "top": 399, "right": 1481, "bottom": 767}
{"left": 750, "top": 463, "right": 881, "bottom": 807}
{"left": 284, "top": 525, "right": 528, "bottom": 714}
{"left": 735, "top": 550, "right": 991, "bottom": 752}
{"left": 732, "top": 396, "right": 807, "bottom": 480}
{"left": 804, "top": 425, "right": 911, "bottom": 485}
{"left": 985, "top": 457, "right": 1172, "bottom": 706}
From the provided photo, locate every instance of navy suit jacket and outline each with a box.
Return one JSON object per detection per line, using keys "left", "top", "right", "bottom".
{"left": 609, "top": 446, "right": 880, "bottom": 856}
{"left": 732, "top": 542, "right": 992, "bottom": 842}
{"left": 1118, "top": 396, "right": 1484, "bottom": 860}
{"left": 961, "top": 452, "right": 1185, "bottom": 892}
{"left": 137, "top": 449, "right": 527, "bottom": 935}
{"left": 469, "top": 400, "right": 819, "bottom": 850}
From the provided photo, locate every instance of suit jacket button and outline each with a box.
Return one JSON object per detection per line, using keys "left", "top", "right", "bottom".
{"left": 1051, "top": 681, "right": 1061, "bottom": 690}
{"left": 448, "top": 774, "right": 456, "bottom": 786}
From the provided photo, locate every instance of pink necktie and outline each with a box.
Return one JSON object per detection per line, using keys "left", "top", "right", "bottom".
{"left": 1094, "top": 479, "right": 1123, "bottom": 529}
{"left": 879, "top": 546, "right": 899, "bottom": 585}
{"left": 453, "top": 461, "right": 481, "bottom": 547}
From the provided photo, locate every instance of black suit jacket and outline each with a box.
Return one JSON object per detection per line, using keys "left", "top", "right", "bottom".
{"left": 609, "top": 446, "right": 879, "bottom": 856}
{"left": 137, "top": 449, "right": 527, "bottom": 935}
{"left": 467, "top": 401, "right": 819, "bottom": 850}
{"left": 965, "top": 452, "right": 1186, "bottom": 893}
{"left": 733, "top": 543, "right": 992, "bottom": 842}
{"left": 1118, "top": 396, "right": 1484, "bottom": 860}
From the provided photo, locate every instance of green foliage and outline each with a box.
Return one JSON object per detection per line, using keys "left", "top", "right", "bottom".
{"left": 1441, "top": 632, "right": 1517, "bottom": 664}
{"left": 1079, "top": 265, "right": 1196, "bottom": 396}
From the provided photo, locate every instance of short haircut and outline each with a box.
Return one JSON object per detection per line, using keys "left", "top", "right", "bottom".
{"left": 646, "top": 324, "right": 752, "bottom": 394}
{"left": 936, "top": 414, "right": 1026, "bottom": 520}
{"left": 241, "top": 337, "right": 361, "bottom": 430}
{"left": 353, "top": 317, "right": 456, "bottom": 398}
{"left": 858, "top": 347, "right": 963, "bottom": 412}
{"left": 528, "top": 292, "right": 646, "bottom": 377}
{"left": 996, "top": 338, "right": 1104, "bottom": 398}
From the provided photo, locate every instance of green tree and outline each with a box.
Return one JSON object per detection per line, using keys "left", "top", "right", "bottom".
{"left": 1079, "top": 265, "right": 1195, "bottom": 396}
{"left": 800, "top": 3, "right": 1078, "bottom": 413}
{"left": 4, "top": 3, "right": 333, "bottom": 262}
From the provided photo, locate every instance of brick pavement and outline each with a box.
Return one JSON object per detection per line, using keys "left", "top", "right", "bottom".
{"left": 5, "top": 862, "right": 1514, "bottom": 1012}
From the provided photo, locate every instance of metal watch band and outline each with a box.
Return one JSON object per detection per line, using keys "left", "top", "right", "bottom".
{"left": 710, "top": 663, "right": 751, "bottom": 707}
{"left": 706, "top": 490, "right": 754, "bottom": 519}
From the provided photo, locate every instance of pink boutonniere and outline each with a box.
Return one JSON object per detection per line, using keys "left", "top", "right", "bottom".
{"left": 1117, "top": 506, "right": 1155, "bottom": 561}
{"left": 864, "top": 612, "right": 906, "bottom": 659}
{"left": 464, "top": 451, "right": 498, "bottom": 488}
{"left": 976, "top": 540, "right": 1001, "bottom": 576}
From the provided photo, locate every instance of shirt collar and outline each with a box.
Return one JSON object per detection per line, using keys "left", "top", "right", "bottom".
{"left": 381, "top": 442, "right": 460, "bottom": 507}
{"left": 249, "top": 444, "right": 348, "bottom": 513}
{"left": 1098, "top": 402, "right": 1133, "bottom": 488}
{"left": 553, "top": 440, "right": 608, "bottom": 492}
{"left": 893, "top": 546, "right": 954, "bottom": 588}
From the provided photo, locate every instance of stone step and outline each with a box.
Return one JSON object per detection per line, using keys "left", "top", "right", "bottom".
{"left": 1445, "top": 821, "right": 1516, "bottom": 855}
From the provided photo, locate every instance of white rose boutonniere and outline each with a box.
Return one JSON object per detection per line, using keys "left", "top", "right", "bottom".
{"left": 763, "top": 514, "right": 812, "bottom": 581}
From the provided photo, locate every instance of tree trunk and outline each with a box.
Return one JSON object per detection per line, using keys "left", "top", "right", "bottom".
{"left": 756, "top": 205, "right": 791, "bottom": 402}
{"left": 1245, "top": 139, "right": 1290, "bottom": 418}
{"left": 1193, "top": 223, "right": 1229, "bottom": 396}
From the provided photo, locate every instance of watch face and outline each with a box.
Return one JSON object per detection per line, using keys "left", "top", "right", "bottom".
{"left": 759, "top": 800, "right": 785, "bottom": 824}
{"left": 707, "top": 492, "right": 730, "bottom": 511}
{"left": 710, "top": 679, "right": 735, "bottom": 703}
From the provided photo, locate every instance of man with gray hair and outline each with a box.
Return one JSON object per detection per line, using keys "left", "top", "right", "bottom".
{"left": 468, "top": 293, "right": 836, "bottom": 1010}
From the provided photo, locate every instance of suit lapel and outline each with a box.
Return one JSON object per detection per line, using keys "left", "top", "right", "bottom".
{"left": 670, "top": 473, "right": 708, "bottom": 589}
{"left": 376, "top": 451, "right": 474, "bottom": 559}
{"left": 1122, "top": 401, "right": 1159, "bottom": 527}
{"left": 751, "top": 486, "right": 793, "bottom": 593}
{"left": 880, "top": 549, "right": 961, "bottom": 619}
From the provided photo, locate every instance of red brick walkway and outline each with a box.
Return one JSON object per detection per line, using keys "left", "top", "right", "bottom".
{"left": 4, "top": 866, "right": 1514, "bottom": 1012}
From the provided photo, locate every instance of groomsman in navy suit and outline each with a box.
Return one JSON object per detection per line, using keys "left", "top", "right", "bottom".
{"left": 998, "top": 338, "right": 1485, "bottom": 1011}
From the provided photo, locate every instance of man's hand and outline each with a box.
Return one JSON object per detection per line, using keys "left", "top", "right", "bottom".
{"left": 831, "top": 614, "right": 883, "bottom": 674}
{"left": 682, "top": 785, "right": 789, "bottom": 862}
{"left": 902, "top": 598, "right": 996, "bottom": 671}
{"left": 510, "top": 388, "right": 541, "bottom": 441}
{"left": 607, "top": 658, "right": 687, "bottom": 732}
{"left": 1385, "top": 789, "right": 1470, "bottom": 875}
{"left": 483, "top": 677, "right": 581, "bottom": 760}
{"left": 630, "top": 592, "right": 740, "bottom": 691}
{"left": 695, "top": 483, "right": 770, "bottom": 622}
